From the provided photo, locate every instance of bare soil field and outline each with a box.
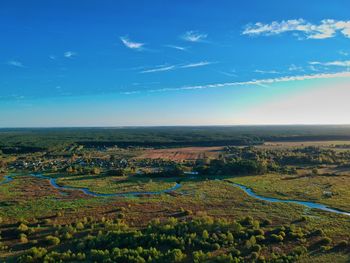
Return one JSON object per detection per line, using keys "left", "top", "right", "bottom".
{"left": 136, "top": 146, "right": 224, "bottom": 161}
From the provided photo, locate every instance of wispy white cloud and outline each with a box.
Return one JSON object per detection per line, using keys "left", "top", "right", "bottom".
{"left": 7, "top": 60, "right": 24, "bottom": 67}
{"left": 140, "top": 61, "right": 213, "bottom": 73}
{"left": 182, "top": 31, "right": 207, "bottom": 42}
{"left": 124, "top": 71, "right": 350, "bottom": 94}
{"left": 64, "top": 51, "right": 77, "bottom": 58}
{"left": 243, "top": 19, "right": 350, "bottom": 39}
{"left": 165, "top": 45, "right": 188, "bottom": 51}
{"left": 120, "top": 36, "right": 144, "bottom": 50}
{"left": 180, "top": 61, "right": 213, "bottom": 68}
{"left": 120, "top": 91, "right": 141, "bottom": 95}
{"left": 218, "top": 70, "right": 237, "bottom": 77}
{"left": 254, "top": 69, "right": 280, "bottom": 74}
{"left": 339, "top": 50, "right": 349, "bottom": 56}
{"left": 49, "top": 55, "right": 56, "bottom": 60}
{"left": 172, "top": 72, "right": 350, "bottom": 92}
{"left": 309, "top": 60, "right": 350, "bottom": 67}
{"left": 141, "top": 65, "right": 176, "bottom": 73}
{"left": 288, "top": 64, "right": 303, "bottom": 71}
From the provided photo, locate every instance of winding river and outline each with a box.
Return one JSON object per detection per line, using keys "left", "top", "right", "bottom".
{"left": 232, "top": 183, "right": 350, "bottom": 216}
{"left": 1, "top": 174, "right": 349, "bottom": 216}
{"left": 0, "top": 173, "right": 181, "bottom": 197}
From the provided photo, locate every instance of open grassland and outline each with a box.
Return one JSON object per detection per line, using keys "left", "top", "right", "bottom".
{"left": 55, "top": 174, "right": 177, "bottom": 194}
{"left": 1, "top": 177, "right": 350, "bottom": 262}
{"left": 1, "top": 174, "right": 350, "bottom": 261}
{"left": 227, "top": 173, "right": 350, "bottom": 212}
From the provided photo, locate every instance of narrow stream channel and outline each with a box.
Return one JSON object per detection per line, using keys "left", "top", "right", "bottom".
{"left": 1, "top": 174, "right": 349, "bottom": 216}
{"left": 0, "top": 173, "right": 181, "bottom": 197}
{"left": 232, "top": 183, "right": 350, "bottom": 216}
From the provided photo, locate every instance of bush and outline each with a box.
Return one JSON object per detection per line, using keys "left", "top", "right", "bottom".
{"left": 336, "top": 240, "right": 349, "bottom": 249}
{"left": 17, "top": 223, "right": 29, "bottom": 232}
{"left": 166, "top": 248, "right": 186, "bottom": 262}
{"left": 251, "top": 252, "right": 259, "bottom": 260}
{"left": 91, "top": 167, "right": 101, "bottom": 175}
{"left": 251, "top": 244, "right": 261, "bottom": 252}
{"left": 230, "top": 247, "right": 241, "bottom": 257}
{"left": 21, "top": 247, "right": 47, "bottom": 260}
{"left": 63, "top": 232, "right": 73, "bottom": 240}
{"left": 311, "top": 229, "right": 324, "bottom": 236}
{"left": 45, "top": 235, "right": 60, "bottom": 245}
{"left": 318, "top": 237, "right": 332, "bottom": 246}
{"left": 254, "top": 229, "right": 264, "bottom": 236}
{"left": 262, "top": 219, "right": 272, "bottom": 226}
{"left": 107, "top": 169, "right": 125, "bottom": 176}
{"left": 292, "top": 246, "right": 308, "bottom": 255}
{"left": 76, "top": 222, "right": 84, "bottom": 230}
{"left": 270, "top": 234, "right": 284, "bottom": 242}
{"left": 255, "top": 235, "right": 265, "bottom": 242}
{"left": 43, "top": 219, "right": 52, "bottom": 225}
{"left": 19, "top": 233, "right": 28, "bottom": 244}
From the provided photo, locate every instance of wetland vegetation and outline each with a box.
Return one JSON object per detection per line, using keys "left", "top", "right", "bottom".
{"left": 1, "top": 126, "right": 350, "bottom": 262}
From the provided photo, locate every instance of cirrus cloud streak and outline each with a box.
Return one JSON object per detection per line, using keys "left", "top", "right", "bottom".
{"left": 243, "top": 19, "right": 350, "bottom": 39}
{"left": 124, "top": 71, "right": 350, "bottom": 94}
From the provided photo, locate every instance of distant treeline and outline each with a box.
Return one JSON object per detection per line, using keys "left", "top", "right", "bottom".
{"left": 264, "top": 135, "right": 350, "bottom": 142}
{"left": 0, "top": 146, "right": 46, "bottom": 154}
{"left": 76, "top": 139, "right": 260, "bottom": 148}
{"left": 1, "top": 125, "right": 350, "bottom": 152}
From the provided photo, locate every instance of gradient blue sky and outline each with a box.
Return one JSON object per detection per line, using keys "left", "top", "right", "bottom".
{"left": 1, "top": 0, "right": 350, "bottom": 127}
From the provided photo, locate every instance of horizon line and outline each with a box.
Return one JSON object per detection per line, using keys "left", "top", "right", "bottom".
{"left": 1, "top": 123, "right": 350, "bottom": 129}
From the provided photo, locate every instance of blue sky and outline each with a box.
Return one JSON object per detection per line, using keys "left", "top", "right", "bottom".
{"left": 1, "top": 0, "right": 350, "bottom": 127}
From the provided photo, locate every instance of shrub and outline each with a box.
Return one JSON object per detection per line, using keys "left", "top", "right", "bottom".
{"left": 241, "top": 216, "right": 254, "bottom": 226}
{"left": 255, "top": 235, "right": 265, "bottom": 242}
{"left": 166, "top": 248, "right": 186, "bottom": 262}
{"left": 299, "top": 216, "right": 307, "bottom": 222}
{"left": 76, "top": 222, "right": 84, "bottom": 230}
{"left": 19, "top": 233, "right": 28, "bottom": 244}
{"left": 251, "top": 252, "right": 259, "bottom": 260}
{"left": 17, "top": 223, "right": 29, "bottom": 232}
{"left": 107, "top": 169, "right": 125, "bottom": 176}
{"left": 43, "top": 219, "right": 51, "bottom": 225}
{"left": 254, "top": 229, "right": 264, "bottom": 236}
{"left": 212, "top": 243, "right": 220, "bottom": 250}
{"left": 117, "top": 213, "right": 125, "bottom": 219}
{"left": 230, "top": 247, "right": 241, "bottom": 257}
{"left": 311, "top": 229, "right": 324, "bottom": 236}
{"left": 251, "top": 244, "right": 261, "bottom": 252}
{"left": 91, "top": 167, "right": 101, "bottom": 175}
{"left": 292, "top": 246, "right": 307, "bottom": 255}
{"left": 202, "top": 230, "right": 209, "bottom": 239}
{"left": 270, "top": 234, "right": 284, "bottom": 242}
{"left": 336, "top": 240, "right": 349, "bottom": 249}
{"left": 45, "top": 235, "right": 60, "bottom": 246}
{"left": 63, "top": 232, "right": 73, "bottom": 240}
{"left": 320, "top": 245, "right": 331, "bottom": 251}
{"left": 23, "top": 247, "right": 47, "bottom": 260}
{"left": 262, "top": 219, "right": 272, "bottom": 226}
{"left": 279, "top": 231, "right": 286, "bottom": 237}
{"left": 227, "top": 232, "right": 234, "bottom": 243}
{"left": 318, "top": 237, "right": 332, "bottom": 246}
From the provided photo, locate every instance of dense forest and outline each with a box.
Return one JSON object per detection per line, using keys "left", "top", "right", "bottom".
{"left": 2, "top": 214, "right": 345, "bottom": 263}
{"left": 2, "top": 126, "right": 350, "bottom": 152}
